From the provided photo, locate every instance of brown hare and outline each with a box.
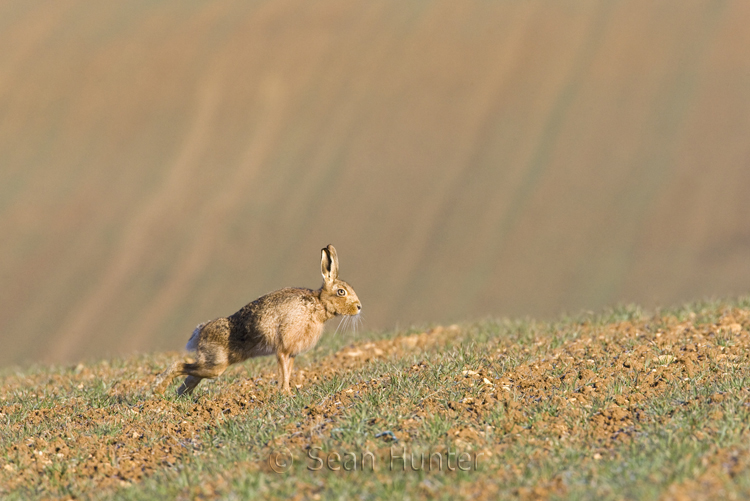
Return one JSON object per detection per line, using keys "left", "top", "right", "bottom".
{"left": 154, "top": 244, "right": 361, "bottom": 396}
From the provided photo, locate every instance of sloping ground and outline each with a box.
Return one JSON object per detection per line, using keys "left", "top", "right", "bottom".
{"left": 1, "top": 300, "right": 750, "bottom": 499}
{"left": 2, "top": 1, "right": 750, "bottom": 365}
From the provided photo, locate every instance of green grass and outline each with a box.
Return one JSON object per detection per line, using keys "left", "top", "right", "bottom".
{"left": 2, "top": 298, "right": 750, "bottom": 499}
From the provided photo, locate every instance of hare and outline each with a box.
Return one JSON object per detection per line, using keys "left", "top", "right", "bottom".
{"left": 154, "top": 244, "right": 361, "bottom": 396}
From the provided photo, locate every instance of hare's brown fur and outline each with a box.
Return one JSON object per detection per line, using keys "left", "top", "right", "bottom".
{"left": 154, "top": 245, "right": 361, "bottom": 396}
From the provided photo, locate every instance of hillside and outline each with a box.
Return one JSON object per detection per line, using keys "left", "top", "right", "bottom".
{"left": 1, "top": 300, "right": 749, "bottom": 499}
{"left": 2, "top": 1, "right": 750, "bottom": 365}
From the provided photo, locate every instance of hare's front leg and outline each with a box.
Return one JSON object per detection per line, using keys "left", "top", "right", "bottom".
{"left": 276, "top": 352, "right": 295, "bottom": 394}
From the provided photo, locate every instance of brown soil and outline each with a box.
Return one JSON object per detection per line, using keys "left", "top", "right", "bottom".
{"left": 1, "top": 312, "right": 750, "bottom": 498}
{"left": 0, "top": 325, "right": 460, "bottom": 494}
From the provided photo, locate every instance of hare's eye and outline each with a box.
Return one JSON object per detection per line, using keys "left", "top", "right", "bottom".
{"left": 337, "top": 288, "right": 347, "bottom": 297}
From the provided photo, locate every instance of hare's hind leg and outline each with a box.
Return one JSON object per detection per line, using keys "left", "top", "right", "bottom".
{"left": 154, "top": 360, "right": 183, "bottom": 394}
{"left": 177, "top": 375, "right": 203, "bottom": 395}
{"left": 155, "top": 359, "right": 228, "bottom": 396}
{"left": 175, "top": 357, "right": 229, "bottom": 396}
{"left": 156, "top": 339, "right": 230, "bottom": 396}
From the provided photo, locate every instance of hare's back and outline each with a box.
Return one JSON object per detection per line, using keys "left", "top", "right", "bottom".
{"left": 255, "top": 288, "right": 319, "bottom": 323}
{"left": 194, "top": 317, "right": 232, "bottom": 346}
{"left": 233, "top": 288, "right": 317, "bottom": 330}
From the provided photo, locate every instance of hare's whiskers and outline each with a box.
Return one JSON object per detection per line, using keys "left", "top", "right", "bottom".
{"left": 333, "top": 316, "right": 346, "bottom": 338}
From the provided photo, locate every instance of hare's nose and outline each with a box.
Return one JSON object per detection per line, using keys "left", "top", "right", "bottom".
{"left": 357, "top": 304, "right": 361, "bottom": 311}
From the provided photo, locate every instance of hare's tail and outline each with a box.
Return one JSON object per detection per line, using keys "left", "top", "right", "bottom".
{"left": 186, "top": 321, "right": 208, "bottom": 352}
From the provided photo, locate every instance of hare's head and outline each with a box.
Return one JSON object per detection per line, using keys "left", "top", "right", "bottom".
{"left": 319, "top": 244, "right": 361, "bottom": 316}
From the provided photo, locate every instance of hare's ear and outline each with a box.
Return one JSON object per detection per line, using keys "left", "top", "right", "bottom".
{"left": 321, "top": 244, "right": 339, "bottom": 283}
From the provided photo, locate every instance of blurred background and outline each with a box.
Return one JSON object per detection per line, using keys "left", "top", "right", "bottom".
{"left": 1, "top": 0, "right": 749, "bottom": 367}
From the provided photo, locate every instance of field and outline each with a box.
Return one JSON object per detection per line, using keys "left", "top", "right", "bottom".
{"left": 2, "top": 299, "right": 750, "bottom": 500}
{"left": 4, "top": 1, "right": 750, "bottom": 367}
